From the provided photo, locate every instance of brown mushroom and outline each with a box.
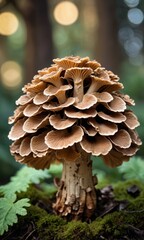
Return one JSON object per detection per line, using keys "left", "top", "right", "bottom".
{"left": 65, "top": 107, "right": 97, "bottom": 119}
{"left": 8, "top": 105, "right": 25, "bottom": 124}
{"left": 23, "top": 113, "right": 49, "bottom": 133}
{"left": 8, "top": 56, "right": 142, "bottom": 221}
{"left": 16, "top": 94, "right": 34, "bottom": 106}
{"left": 88, "top": 118, "right": 118, "bottom": 136}
{"left": 56, "top": 146, "right": 81, "bottom": 162}
{"left": 45, "top": 126, "right": 84, "bottom": 150}
{"left": 39, "top": 67, "right": 63, "bottom": 88}
{"left": 33, "top": 92, "right": 49, "bottom": 105}
{"left": 49, "top": 114, "right": 76, "bottom": 130}
{"left": 124, "top": 110, "right": 140, "bottom": 129}
{"left": 23, "top": 80, "right": 47, "bottom": 93}
{"left": 64, "top": 67, "right": 93, "bottom": 102}
{"left": 23, "top": 103, "right": 42, "bottom": 117}
{"left": 8, "top": 118, "right": 26, "bottom": 140}
{"left": 43, "top": 97, "right": 75, "bottom": 111}
{"left": 74, "top": 94, "right": 97, "bottom": 110}
{"left": 109, "top": 129, "right": 132, "bottom": 148}
{"left": 30, "top": 131, "right": 49, "bottom": 157}
{"left": 104, "top": 95, "right": 126, "bottom": 112}
{"left": 80, "top": 135, "right": 112, "bottom": 156}
{"left": 19, "top": 136, "right": 31, "bottom": 157}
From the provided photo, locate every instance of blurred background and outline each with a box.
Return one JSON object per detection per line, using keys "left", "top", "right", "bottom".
{"left": 0, "top": 0, "right": 143, "bottom": 183}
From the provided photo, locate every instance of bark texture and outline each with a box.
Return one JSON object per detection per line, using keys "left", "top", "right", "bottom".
{"left": 95, "top": 0, "right": 121, "bottom": 73}
{"left": 13, "top": 0, "right": 54, "bottom": 81}
{"left": 53, "top": 152, "right": 97, "bottom": 220}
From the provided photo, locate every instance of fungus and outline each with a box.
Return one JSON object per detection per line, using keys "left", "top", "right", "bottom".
{"left": 8, "top": 56, "right": 142, "bottom": 220}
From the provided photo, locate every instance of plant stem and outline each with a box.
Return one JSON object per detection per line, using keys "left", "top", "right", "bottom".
{"left": 53, "top": 152, "right": 97, "bottom": 220}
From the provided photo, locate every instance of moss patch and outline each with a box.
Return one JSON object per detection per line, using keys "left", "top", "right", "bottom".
{"left": 1, "top": 180, "right": 144, "bottom": 240}
{"left": 113, "top": 179, "right": 144, "bottom": 201}
{"left": 59, "top": 221, "right": 93, "bottom": 240}
{"left": 89, "top": 209, "right": 144, "bottom": 239}
{"left": 35, "top": 209, "right": 66, "bottom": 240}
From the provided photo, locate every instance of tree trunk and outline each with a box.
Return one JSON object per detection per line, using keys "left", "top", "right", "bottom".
{"left": 53, "top": 152, "right": 97, "bottom": 220}
{"left": 13, "top": 0, "right": 54, "bottom": 81}
{"left": 95, "top": 0, "right": 121, "bottom": 73}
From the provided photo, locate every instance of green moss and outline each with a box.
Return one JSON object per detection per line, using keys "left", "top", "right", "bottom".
{"left": 16, "top": 205, "right": 66, "bottom": 240}
{"left": 36, "top": 212, "right": 66, "bottom": 240}
{"left": 59, "top": 221, "right": 93, "bottom": 240}
{"left": 89, "top": 209, "right": 144, "bottom": 239}
{"left": 5, "top": 179, "right": 144, "bottom": 240}
{"left": 113, "top": 179, "right": 144, "bottom": 201}
{"left": 26, "top": 204, "right": 49, "bottom": 220}
{"left": 89, "top": 179, "right": 144, "bottom": 239}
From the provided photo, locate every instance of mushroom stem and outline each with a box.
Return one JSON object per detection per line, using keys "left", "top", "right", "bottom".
{"left": 53, "top": 151, "right": 97, "bottom": 220}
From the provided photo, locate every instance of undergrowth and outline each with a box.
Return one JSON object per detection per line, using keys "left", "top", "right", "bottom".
{"left": 0, "top": 156, "right": 144, "bottom": 236}
{"left": 0, "top": 166, "right": 51, "bottom": 235}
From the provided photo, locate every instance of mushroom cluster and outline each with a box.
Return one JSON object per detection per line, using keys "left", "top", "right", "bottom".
{"left": 8, "top": 56, "right": 141, "bottom": 168}
{"left": 8, "top": 56, "right": 142, "bottom": 219}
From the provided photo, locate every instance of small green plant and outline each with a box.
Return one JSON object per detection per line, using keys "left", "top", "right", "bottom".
{"left": 0, "top": 166, "right": 51, "bottom": 235}
{"left": 0, "top": 196, "right": 30, "bottom": 235}
{"left": 1, "top": 158, "right": 144, "bottom": 236}
{"left": 118, "top": 156, "right": 144, "bottom": 181}
{"left": 92, "top": 156, "right": 144, "bottom": 184}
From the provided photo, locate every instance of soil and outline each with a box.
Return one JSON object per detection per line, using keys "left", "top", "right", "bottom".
{"left": 1, "top": 179, "right": 144, "bottom": 240}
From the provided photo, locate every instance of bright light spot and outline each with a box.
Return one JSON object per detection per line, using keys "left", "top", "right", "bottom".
{"left": 124, "top": 0, "right": 139, "bottom": 8}
{"left": 128, "top": 8, "right": 144, "bottom": 25}
{"left": 124, "top": 36, "right": 143, "bottom": 57}
{"left": 54, "top": 1, "right": 79, "bottom": 26}
{"left": 0, "top": 12, "right": 19, "bottom": 36}
{"left": 0, "top": 61, "right": 22, "bottom": 88}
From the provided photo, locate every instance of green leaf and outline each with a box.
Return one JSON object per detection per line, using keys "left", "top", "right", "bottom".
{"left": 0, "top": 166, "right": 51, "bottom": 198}
{"left": 118, "top": 157, "right": 144, "bottom": 181}
{"left": 0, "top": 197, "right": 30, "bottom": 235}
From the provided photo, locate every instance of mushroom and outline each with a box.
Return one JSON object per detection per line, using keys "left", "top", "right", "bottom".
{"left": 8, "top": 56, "right": 142, "bottom": 220}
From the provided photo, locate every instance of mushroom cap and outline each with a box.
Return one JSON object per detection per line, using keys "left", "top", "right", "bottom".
{"left": 33, "top": 92, "right": 49, "bottom": 105}
{"left": 80, "top": 135, "right": 112, "bottom": 156}
{"left": 88, "top": 118, "right": 118, "bottom": 136}
{"left": 23, "top": 113, "right": 49, "bottom": 133}
{"left": 49, "top": 114, "right": 76, "bottom": 130}
{"left": 8, "top": 56, "right": 141, "bottom": 169}
{"left": 74, "top": 94, "right": 97, "bottom": 110}
{"left": 8, "top": 118, "right": 26, "bottom": 141}
{"left": 30, "top": 131, "right": 49, "bottom": 157}
{"left": 45, "top": 126, "right": 84, "bottom": 150}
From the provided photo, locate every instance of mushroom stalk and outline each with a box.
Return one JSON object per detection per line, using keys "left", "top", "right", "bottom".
{"left": 73, "top": 78, "right": 84, "bottom": 102}
{"left": 53, "top": 151, "right": 97, "bottom": 220}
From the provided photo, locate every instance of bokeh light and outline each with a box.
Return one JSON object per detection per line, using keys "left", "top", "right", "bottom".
{"left": 53, "top": 1, "right": 79, "bottom": 26}
{"left": 124, "top": 0, "right": 139, "bottom": 8}
{"left": 0, "top": 12, "right": 19, "bottom": 36}
{"left": 127, "top": 8, "right": 144, "bottom": 25}
{"left": 0, "top": 61, "right": 22, "bottom": 88}
{"left": 124, "top": 36, "right": 143, "bottom": 57}
{"left": 118, "top": 27, "right": 134, "bottom": 44}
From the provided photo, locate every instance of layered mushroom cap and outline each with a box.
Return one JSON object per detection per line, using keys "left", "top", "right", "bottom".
{"left": 8, "top": 56, "right": 142, "bottom": 169}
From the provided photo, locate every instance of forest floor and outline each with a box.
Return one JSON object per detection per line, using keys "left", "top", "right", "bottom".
{"left": 1, "top": 179, "right": 144, "bottom": 240}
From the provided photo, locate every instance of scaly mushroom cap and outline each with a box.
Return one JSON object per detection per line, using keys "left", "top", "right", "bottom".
{"left": 8, "top": 56, "right": 142, "bottom": 169}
